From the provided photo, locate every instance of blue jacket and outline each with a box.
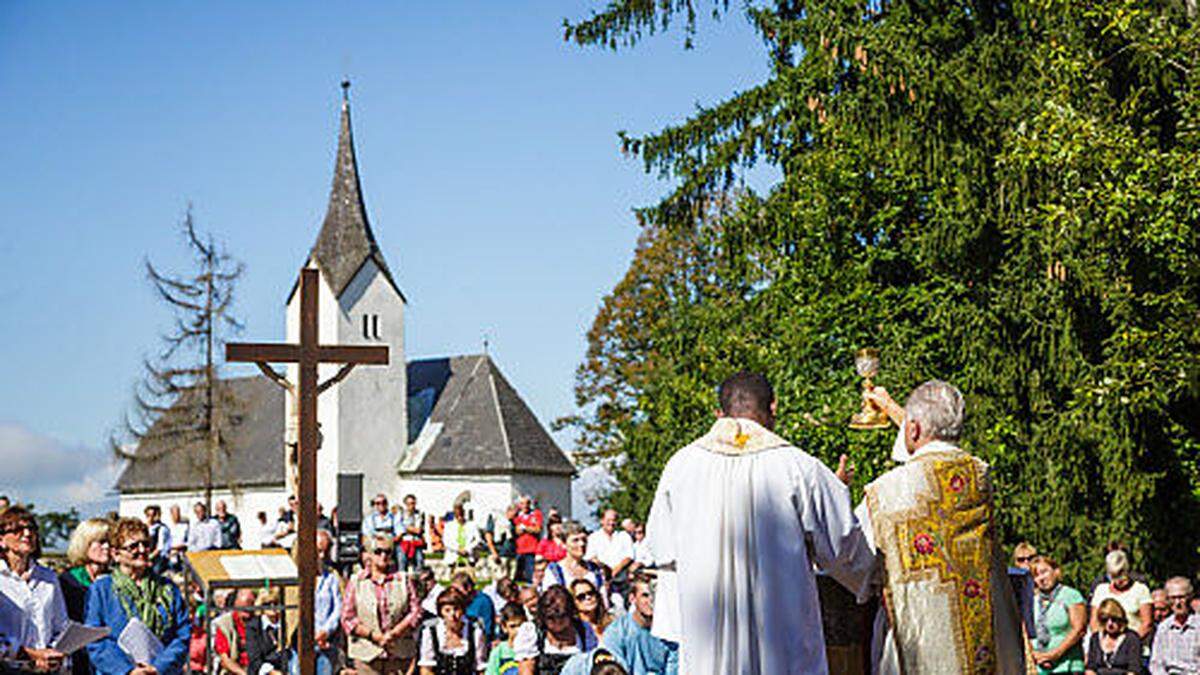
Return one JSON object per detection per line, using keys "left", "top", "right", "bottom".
{"left": 465, "top": 592, "right": 495, "bottom": 643}
{"left": 602, "top": 612, "right": 674, "bottom": 675}
{"left": 84, "top": 575, "right": 191, "bottom": 675}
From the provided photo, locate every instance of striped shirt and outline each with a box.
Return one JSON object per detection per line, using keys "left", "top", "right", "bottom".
{"left": 1150, "top": 613, "right": 1200, "bottom": 675}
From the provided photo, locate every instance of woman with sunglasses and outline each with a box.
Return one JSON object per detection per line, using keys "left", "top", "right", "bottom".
{"left": 1030, "top": 556, "right": 1086, "bottom": 674}
{"left": 0, "top": 506, "right": 69, "bottom": 673}
{"left": 567, "top": 580, "right": 612, "bottom": 640}
{"left": 514, "top": 585, "right": 598, "bottom": 675}
{"left": 85, "top": 518, "right": 191, "bottom": 675}
{"left": 341, "top": 535, "right": 422, "bottom": 674}
{"left": 1084, "top": 598, "right": 1143, "bottom": 675}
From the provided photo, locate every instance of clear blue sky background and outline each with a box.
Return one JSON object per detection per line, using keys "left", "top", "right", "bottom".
{"left": 0, "top": 2, "right": 772, "bottom": 514}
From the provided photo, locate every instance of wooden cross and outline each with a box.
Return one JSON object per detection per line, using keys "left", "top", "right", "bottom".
{"left": 226, "top": 268, "right": 387, "bottom": 675}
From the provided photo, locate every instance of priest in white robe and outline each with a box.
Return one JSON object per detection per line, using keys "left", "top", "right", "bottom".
{"left": 645, "top": 371, "right": 876, "bottom": 675}
{"left": 857, "top": 380, "right": 1026, "bottom": 675}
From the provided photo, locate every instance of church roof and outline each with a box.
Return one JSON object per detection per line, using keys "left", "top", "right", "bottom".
{"left": 403, "top": 354, "right": 576, "bottom": 476}
{"left": 115, "top": 375, "right": 286, "bottom": 494}
{"left": 115, "top": 355, "right": 573, "bottom": 495}
{"left": 297, "top": 83, "right": 403, "bottom": 302}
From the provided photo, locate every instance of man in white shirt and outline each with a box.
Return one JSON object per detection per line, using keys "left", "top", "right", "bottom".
{"left": 587, "top": 510, "right": 635, "bottom": 583}
{"left": 362, "top": 494, "right": 398, "bottom": 539}
{"left": 186, "top": 502, "right": 222, "bottom": 552}
{"left": 166, "top": 504, "right": 190, "bottom": 570}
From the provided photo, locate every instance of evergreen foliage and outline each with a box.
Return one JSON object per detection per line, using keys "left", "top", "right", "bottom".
{"left": 562, "top": 0, "right": 1200, "bottom": 585}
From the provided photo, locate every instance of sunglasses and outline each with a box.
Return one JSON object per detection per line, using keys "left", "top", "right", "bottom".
{"left": 574, "top": 591, "right": 598, "bottom": 602}
{"left": 543, "top": 611, "right": 570, "bottom": 622}
{"left": 1015, "top": 555, "right": 1035, "bottom": 563}
{"left": 373, "top": 501, "right": 387, "bottom": 506}
{"left": 1, "top": 524, "right": 38, "bottom": 536}
{"left": 1101, "top": 616, "right": 1126, "bottom": 625}
{"left": 373, "top": 548, "right": 394, "bottom": 557}
{"left": 121, "top": 540, "right": 152, "bottom": 552}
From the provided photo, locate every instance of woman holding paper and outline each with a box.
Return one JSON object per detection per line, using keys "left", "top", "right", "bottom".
{"left": 85, "top": 518, "right": 191, "bottom": 675}
{"left": 61, "top": 518, "right": 113, "bottom": 675}
{"left": 0, "top": 505, "right": 69, "bottom": 672}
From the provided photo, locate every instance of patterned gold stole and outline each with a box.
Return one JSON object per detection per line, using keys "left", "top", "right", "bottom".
{"left": 865, "top": 450, "right": 1000, "bottom": 674}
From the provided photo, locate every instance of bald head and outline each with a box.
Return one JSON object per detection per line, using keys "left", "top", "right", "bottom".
{"left": 718, "top": 371, "right": 775, "bottom": 427}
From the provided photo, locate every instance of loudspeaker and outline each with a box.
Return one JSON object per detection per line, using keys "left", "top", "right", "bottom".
{"left": 337, "top": 473, "right": 363, "bottom": 528}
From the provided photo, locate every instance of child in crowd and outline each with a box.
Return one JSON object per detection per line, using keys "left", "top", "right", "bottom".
{"left": 486, "top": 603, "right": 528, "bottom": 675}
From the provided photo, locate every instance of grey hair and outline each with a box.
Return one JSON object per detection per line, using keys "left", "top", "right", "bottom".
{"left": 562, "top": 520, "right": 587, "bottom": 539}
{"left": 904, "top": 380, "right": 965, "bottom": 442}
{"left": 1165, "top": 576, "right": 1194, "bottom": 597}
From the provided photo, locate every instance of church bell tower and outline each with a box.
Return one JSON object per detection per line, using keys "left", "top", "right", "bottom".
{"left": 285, "top": 81, "right": 407, "bottom": 513}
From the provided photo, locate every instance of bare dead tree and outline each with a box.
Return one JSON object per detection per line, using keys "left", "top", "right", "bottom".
{"left": 114, "top": 205, "right": 245, "bottom": 510}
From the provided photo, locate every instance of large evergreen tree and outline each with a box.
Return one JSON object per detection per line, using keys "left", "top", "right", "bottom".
{"left": 563, "top": 0, "right": 1200, "bottom": 583}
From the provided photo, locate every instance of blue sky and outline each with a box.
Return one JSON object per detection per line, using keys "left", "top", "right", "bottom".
{"left": 0, "top": 2, "right": 772, "bottom": 515}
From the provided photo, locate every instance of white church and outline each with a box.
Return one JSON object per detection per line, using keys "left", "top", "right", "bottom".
{"left": 116, "top": 85, "right": 575, "bottom": 533}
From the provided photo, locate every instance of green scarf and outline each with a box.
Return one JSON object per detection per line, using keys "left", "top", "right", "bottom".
{"left": 111, "top": 568, "right": 174, "bottom": 638}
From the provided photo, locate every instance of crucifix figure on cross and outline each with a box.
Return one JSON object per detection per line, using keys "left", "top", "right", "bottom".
{"left": 226, "top": 267, "right": 387, "bottom": 675}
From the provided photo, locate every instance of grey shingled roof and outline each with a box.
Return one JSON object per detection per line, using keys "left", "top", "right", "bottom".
{"left": 115, "top": 375, "right": 285, "bottom": 493}
{"left": 116, "top": 356, "right": 573, "bottom": 494}
{"left": 405, "top": 355, "right": 575, "bottom": 476}
{"left": 292, "top": 88, "right": 403, "bottom": 302}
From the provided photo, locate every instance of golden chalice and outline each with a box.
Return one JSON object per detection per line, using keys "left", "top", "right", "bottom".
{"left": 849, "top": 348, "right": 891, "bottom": 430}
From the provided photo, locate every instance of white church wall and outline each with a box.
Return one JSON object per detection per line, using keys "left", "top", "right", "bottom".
{"left": 513, "top": 473, "right": 572, "bottom": 518}
{"left": 287, "top": 264, "right": 345, "bottom": 512}
{"left": 337, "top": 259, "right": 406, "bottom": 508}
{"left": 396, "top": 475, "right": 517, "bottom": 524}
{"left": 119, "top": 486, "right": 289, "bottom": 549}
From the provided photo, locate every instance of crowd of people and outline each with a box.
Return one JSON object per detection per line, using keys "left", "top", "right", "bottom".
{"left": 0, "top": 492, "right": 670, "bottom": 675}
{"left": 1012, "top": 541, "right": 1200, "bottom": 674}
{"left": 4, "top": 371, "right": 1200, "bottom": 675}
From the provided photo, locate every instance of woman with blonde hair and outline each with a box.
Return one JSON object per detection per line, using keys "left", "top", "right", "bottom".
{"left": 61, "top": 518, "right": 113, "bottom": 675}
{"left": 1084, "top": 598, "right": 1143, "bottom": 675}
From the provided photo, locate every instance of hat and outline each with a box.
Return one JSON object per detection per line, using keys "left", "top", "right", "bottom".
{"left": 1105, "top": 550, "right": 1129, "bottom": 578}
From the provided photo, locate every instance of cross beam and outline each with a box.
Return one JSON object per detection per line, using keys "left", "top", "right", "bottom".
{"left": 226, "top": 268, "right": 387, "bottom": 675}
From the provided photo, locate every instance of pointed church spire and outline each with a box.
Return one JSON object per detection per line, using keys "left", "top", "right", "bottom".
{"left": 306, "top": 81, "right": 402, "bottom": 299}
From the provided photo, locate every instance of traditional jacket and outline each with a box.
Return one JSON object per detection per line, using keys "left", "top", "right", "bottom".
{"left": 343, "top": 571, "right": 419, "bottom": 662}
{"left": 860, "top": 439, "right": 1025, "bottom": 675}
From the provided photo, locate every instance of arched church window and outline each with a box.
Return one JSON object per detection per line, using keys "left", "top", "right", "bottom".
{"left": 362, "top": 314, "right": 382, "bottom": 340}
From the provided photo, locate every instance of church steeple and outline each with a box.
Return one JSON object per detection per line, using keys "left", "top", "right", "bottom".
{"left": 306, "top": 81, "right": 402, "bottom": 299}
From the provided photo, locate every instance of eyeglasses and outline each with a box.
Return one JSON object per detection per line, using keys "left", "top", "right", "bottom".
{"left": 121, "top": 540, "right": 152, "bottom": 552}
{"left": 574, "top": 591, "right": 598, "bottom": 602}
